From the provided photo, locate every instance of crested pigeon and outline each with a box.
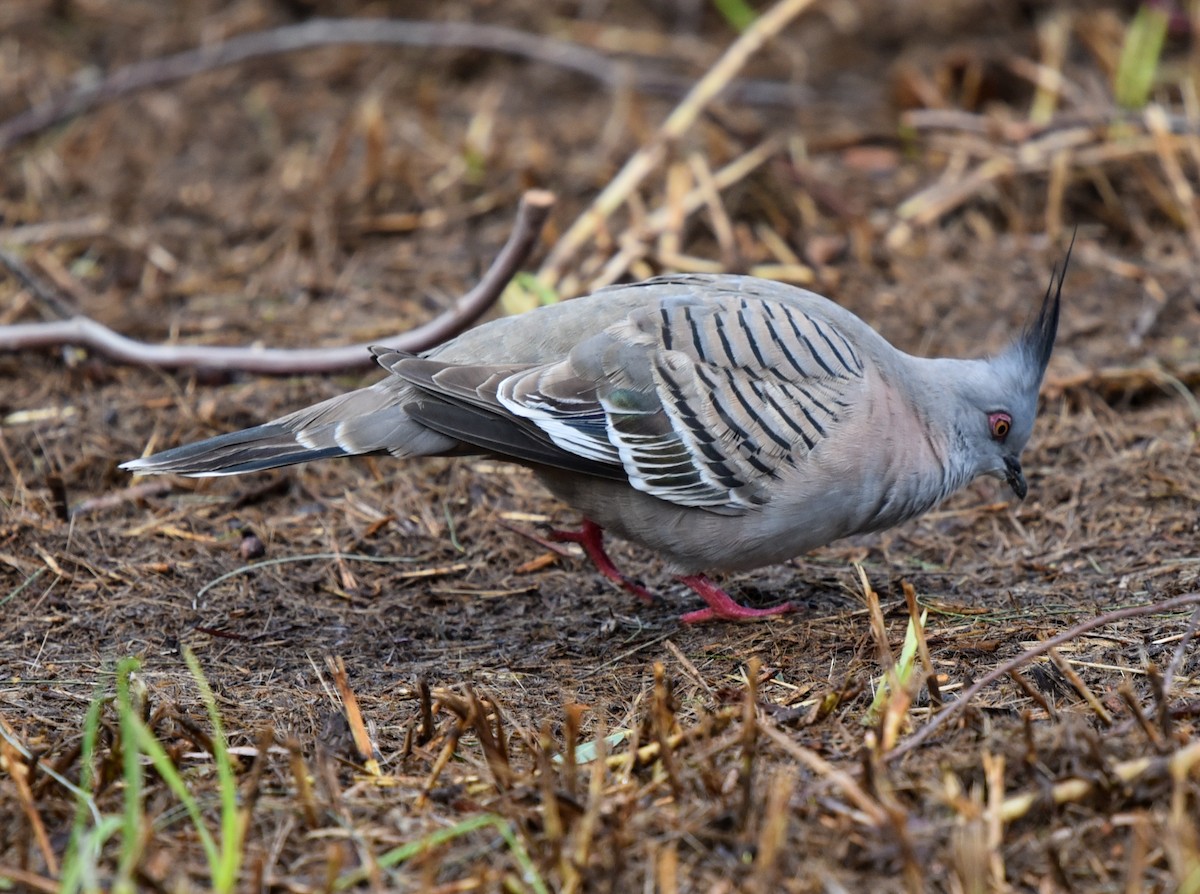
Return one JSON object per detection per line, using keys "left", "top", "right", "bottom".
{"left": 123, "top": 259, "right": 1067, "bottom": 624}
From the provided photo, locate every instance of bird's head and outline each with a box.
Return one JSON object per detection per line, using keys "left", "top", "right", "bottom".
{"left": 947, "top": 245, "right": 1070, "bottom": 500}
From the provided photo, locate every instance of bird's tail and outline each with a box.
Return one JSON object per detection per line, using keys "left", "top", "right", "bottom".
{"left": 120, "top": 422, "right": 352, "bottom": 476}
{"left": 121, "top": 381, "right": 457, "bottom": 477}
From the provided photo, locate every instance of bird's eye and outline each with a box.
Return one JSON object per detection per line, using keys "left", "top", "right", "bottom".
{"left": 988, "top": 412, "right": 1012, "bottom": 440}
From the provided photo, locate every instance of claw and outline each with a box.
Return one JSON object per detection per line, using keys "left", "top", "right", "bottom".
{"left": 546, "top": 523, "right": 791, "bottom": 623}
{"left": 676, "top": 574, "right": 793, "bottom": 624}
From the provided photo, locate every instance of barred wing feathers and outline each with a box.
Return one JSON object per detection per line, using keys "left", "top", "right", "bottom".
{"left": 384, "top": 291, "right": 866, "bottom": 514}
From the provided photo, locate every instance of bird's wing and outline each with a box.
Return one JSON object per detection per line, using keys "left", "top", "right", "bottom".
{"left": 380, "top": 289, "right": 867, "bottom": 514}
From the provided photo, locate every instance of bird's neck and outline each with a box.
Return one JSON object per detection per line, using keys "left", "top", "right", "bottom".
{"left": 895, "top": 355, "right": 989, "bottom": 501}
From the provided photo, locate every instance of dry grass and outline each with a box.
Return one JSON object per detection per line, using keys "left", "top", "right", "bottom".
{"left": 1, "top": 0, "right": 1199, "bottom": 891}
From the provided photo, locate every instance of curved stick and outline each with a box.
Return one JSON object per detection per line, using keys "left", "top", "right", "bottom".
{"left": 0, "top": 20, "right": 619, "bottom": 150}
{"left": 0, "top": 190, "right": 554, "bottom": 373}
{"left": 0, "top": 19, "right": 809, "bottom": 152}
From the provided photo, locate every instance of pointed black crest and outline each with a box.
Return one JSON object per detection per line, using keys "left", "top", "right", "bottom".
{"left": 1020, "top": 231, "right": 1073, "bottom": 378}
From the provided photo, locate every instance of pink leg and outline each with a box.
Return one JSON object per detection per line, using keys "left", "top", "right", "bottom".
{"left": 677, "top": 574, "right": 794, "bottom": 624}
{"left": 549, "top": 520, "right": 655, "bottom": 604}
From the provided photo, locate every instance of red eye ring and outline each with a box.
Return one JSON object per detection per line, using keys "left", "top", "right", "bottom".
{"left": 989, "top": 412, "right": 1012, "bottom": 440}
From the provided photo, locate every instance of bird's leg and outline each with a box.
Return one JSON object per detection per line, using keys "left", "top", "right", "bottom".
{"left": 676, "top": 574, "right": 793, "bottom": 624}
{"left": 549, "top": 519, "right": 655, "bottom": 604}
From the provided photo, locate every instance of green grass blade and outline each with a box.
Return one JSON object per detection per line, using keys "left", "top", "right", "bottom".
{"left": 1115, "top": 3, "right": 1169, "bottom": 108}
{"left": 114, "top": 658, "right": 144, "bottom": 894}
{"left": 183, "top": 647, "right": 244, "bottom": 893}
{"left": 502, "top": 271, "right": 562, "bottom": 315}
{"left": 126, "top": 713, "right": 221, "bottom": 873}
{"left": 712, "top": 0, "right": 757, "bottom": 32}
{"left": 864, "top": 608, "right": 926, "bottom": 725}
{"left": 336, "top": 813, "right": 548, "bottom": 894}
{"left": 0, "top": 567, "right": 45, "bottom": 610}
{"left": 59, "top": 683, "right": 113, "bottom": 894}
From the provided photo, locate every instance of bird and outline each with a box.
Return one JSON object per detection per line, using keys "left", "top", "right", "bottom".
{"left": 123, "top": 256, "right": 1068, "bottom": 624}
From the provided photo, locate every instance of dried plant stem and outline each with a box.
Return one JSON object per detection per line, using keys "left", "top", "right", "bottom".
{"left": 999, "top": 740, "right": 1200, "bottom": 824}
{"left": 860, "top": 564, "right": 895, "bottom": 670}
{"left": 903, "top": 582, "right": 942, "bottom": 707}
{"left": 1118, "top": 682, "right": 1167, "bottom": 753}
{"left": 1044, "top": 361, "right": 1200, "bottom": 407}
{"left": 758, "top": 717, "right": 888, "bottom": 826}
{"left": 1047, "top": 647, "right": 1113, "bottom": 725}
{"left": 285, "top": 739, "right": 319, "bottom": 828}
{"left": 0, "top": 191, "right": 552, "bottom": 373}
{"left": 327, "top": 656, "right": 380, "bottom": 773}
{"left": 1145, "top": 104, "right": 1200, "bottom": 253}
{"left": 603, "top": 708, "right": 736, "bottom": 770}
{"left": 890, "top": 592, "right": 1200, "bottom": 761}
{"left": 652, "top": 663, "right": 683, "bottom": 799}
{"left": 1008, "top": 670, "right": 1058, "bottom": 722}
{"left": 737, "top": 657, "right": 761, "bottom": 830}
{"left": 890, "top": 105, "right": 1200, "bottom": 245}
{"left": 1162, "top": 604, "right": 1200, "bottom": 697}
{"left": 569, "top": 713, "right": 608, "bottom": 887}
{"left": 0, "top": 247, "right": 75, "bottom": 319}
{"left": 417, "top": 719, "right": 465, "bottom": 809}
{"left": 537, "top": 0, "right": 818, "bottom": 288}
{"left": 982, "top": 751, "right": 1007, "bottom": 886}
{"left": 751, "top": 771, "right": 794, "bottom": 893}
{"left": 0, "top": 866, "right": 57, "bottom": 894}
{"left": 0, "top": 733, "right": 58, "bottom": 875}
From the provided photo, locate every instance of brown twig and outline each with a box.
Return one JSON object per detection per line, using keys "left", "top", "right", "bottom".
{"left": 0, "top": 866, "right": 57, "bottom": 894}
{"left": 0, "top": 18, "right": 809, "bottom": 152}
{"left": 1007, "top": 670, "right": 1058, "bottom": 722}
{"left": 1118, "top": 682, "right": 1168, "bottom": 753}
{"left": 903, "top": 581, "right": 942, "bottom": 708}
{"left": 888, "top": 591, "right": 1200, "bottom": 761}
{"left": 1161, "top": 603, "right": 1200, "bottom": 698}
{"left": 0, "top": 247, "right": 76, "bottom": 320}
{"left": 327, "top": 656, "right": 380, "bottom": 773}
{"left": 1047, "top": 647, "right": 1113, "bottom": 726}
{"left": 902, "top": 107, "right": 1200, "bottom": 140}
{"left": 757, "top": 716, "right": 888, "bottom": 826}
{"left": 0, "top": 726, "right": 58, "bottom": 875}
{"left": 0, "top": 190, "right": 553, "bottom": 373}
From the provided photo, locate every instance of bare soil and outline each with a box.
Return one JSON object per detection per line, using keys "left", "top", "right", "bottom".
{"left": 1, "top": 1, "right": 1199, "bottom": 891}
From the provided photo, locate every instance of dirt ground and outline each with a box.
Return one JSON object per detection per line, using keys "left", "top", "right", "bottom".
{"left": 1, "top": 0, "right": 1199, "bottom": 891}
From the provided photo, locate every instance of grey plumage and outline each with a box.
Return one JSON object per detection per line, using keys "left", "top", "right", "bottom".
{"left": 124, "top": 261, "right": 1067, "bottom": 620}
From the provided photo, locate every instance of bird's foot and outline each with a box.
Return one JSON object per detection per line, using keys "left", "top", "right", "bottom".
{"left": 676, "top": 574, "right": 793, "bottom": 624}
{"left": 549, "top": 520, "right": 655, "bottom": 604}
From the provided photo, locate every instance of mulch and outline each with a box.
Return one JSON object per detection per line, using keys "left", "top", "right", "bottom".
{"left": 1, "top": 1, "right": 1198, "bottom": 891}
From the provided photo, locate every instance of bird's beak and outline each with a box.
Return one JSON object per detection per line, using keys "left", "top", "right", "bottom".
{"left": 1003, "top": 457, "right": 1027, "bottom": 500}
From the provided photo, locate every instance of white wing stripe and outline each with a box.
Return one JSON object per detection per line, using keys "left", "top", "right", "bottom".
{"left": 488, "top": 293, "right": 866, "bottom": 513}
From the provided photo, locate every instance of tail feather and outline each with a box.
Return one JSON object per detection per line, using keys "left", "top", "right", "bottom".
{"left": 120, "top": 424, "right": 354, "bottom": 476}
{"left": 122, "top": 380, "right": 460, "bottom": 477}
